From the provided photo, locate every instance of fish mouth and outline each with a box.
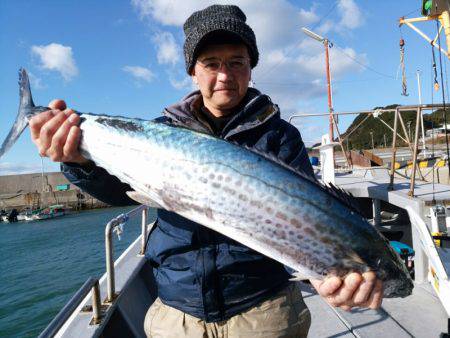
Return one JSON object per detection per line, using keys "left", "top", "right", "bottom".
{"left": 383, "top": 277, "right": 414, "bottom": 298}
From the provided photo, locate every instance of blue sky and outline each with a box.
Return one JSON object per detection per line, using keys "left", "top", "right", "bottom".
{"left": 0, "top": 0, "right": 447, "bottom": 175}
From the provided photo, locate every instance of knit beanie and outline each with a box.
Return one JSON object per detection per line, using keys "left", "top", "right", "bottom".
{"left": 183, "top": 4, "right": 259, "bottom": 74}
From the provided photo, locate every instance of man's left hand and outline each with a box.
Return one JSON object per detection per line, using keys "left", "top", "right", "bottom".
{"left": 310, "top": 272, "right": 383, "bottom": 311}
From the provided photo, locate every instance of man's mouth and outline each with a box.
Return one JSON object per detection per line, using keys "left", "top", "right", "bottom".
{"left": 214, "top": 88, "right": 236, "bottom": 92}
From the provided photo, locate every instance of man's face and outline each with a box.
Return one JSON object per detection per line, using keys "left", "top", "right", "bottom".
{"left": 192, "top": 44, "right": 251, "bottom": 116}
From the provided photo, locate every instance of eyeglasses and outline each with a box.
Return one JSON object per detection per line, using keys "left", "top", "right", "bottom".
{"left": 196, "top": 57, "right": 250, "bottom": 74}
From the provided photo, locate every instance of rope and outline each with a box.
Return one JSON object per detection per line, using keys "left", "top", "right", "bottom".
{"left": 435, "top": 18, "right": 450, "bottom": 177}
{"left": 431, "top": 41, "right": 440, "bottom": 91}
{"left": 431, "top": 45, "right": 436, "bottom": 205}
{"left": 400, "top": 39, "right": 408, "bottom": 96}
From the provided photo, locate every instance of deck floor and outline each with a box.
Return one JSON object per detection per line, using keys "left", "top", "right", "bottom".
{"left": 331, "top": 170, "right": 450, "bottom": 205}
{"left": 310, "top": 170, "right": 449, "bottom": 337}
{"left": 300, "top": 281, "right": 448, "bottom": 337}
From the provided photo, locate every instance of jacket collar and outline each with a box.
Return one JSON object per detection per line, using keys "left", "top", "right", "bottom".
{"left": 163, "top": 88, "right": 280, "bottom": 139}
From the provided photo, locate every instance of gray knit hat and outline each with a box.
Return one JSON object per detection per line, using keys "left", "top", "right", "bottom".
{"left": 183, "top": 4, "right": 259, "bottom": 74}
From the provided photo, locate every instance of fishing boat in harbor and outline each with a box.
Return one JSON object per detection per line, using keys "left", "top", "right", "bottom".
{"left": 22, "top": 204, "right": 67, "bottom": 221}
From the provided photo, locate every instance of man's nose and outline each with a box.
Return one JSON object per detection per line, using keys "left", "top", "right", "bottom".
{"left": 216, "top": 65, "right": 234, "bottom": 81}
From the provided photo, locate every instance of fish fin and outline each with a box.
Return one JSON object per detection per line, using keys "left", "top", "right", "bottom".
{"left": 0, "top": 68, "right": 46, "bottom": 159}
{"left": 126, "top": 191, "right": 162, "bottom": 208}
{"left": 321, "top": 182, "right": 363, "bottom": 216}
{"left": 289, "top": 272, "right": 311, "bottom": 282}
{"left": 238, "top": 143, "right": 364, "bottom": 216}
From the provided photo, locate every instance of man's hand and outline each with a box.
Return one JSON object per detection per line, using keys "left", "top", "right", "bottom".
{"left": 310, "top": 272, "right": 383, "bottom": 311}
{"left": 29, "top": 99, "right": 88, "bottom": 164}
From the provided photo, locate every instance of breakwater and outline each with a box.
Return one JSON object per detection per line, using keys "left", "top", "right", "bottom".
{"left": 0, "top": 172, "right": 108, "bottom": 210}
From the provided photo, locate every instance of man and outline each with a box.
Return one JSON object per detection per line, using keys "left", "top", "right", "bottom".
{"left": 30, "top": 4, "right": 382, "bottom": 337}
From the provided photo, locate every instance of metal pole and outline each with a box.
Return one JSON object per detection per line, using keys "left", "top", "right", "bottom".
{"left": 140, "top": 208, "right": 148, "bottom": 255}
{"left": 105, "top": 220, "right": 115, "bottom": 302}
{"left": 398, "top": 112, "right": 412, "bottom": 146}
{"left": 370, "top": 132, "right": 374, "bottom": 150}
{"left": 440, "top": 10, "right": 450, "bottom": 60}
{"left": 417, "top": 71, "right": 427, "bottom": 152}
{"left": 324, "top": 39, "right": 334, "bottom": 142}
{"left": 91, "top": 280, "right": 102, "bottom": 324}
{"left": 409, "top": 107, "right": 422, "bottom": 196}
{"left": 41, "top": 156, "right": 45, "bottom": 192}
{"left": 389, "top": 108, "right": 399, "bottom": 190}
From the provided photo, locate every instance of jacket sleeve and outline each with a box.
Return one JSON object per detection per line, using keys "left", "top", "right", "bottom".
{"left": 61, "top": 162, "right": 138, "bottom": 206}
{"left": 276, "top": 121, "right": 315, "bottom": 179}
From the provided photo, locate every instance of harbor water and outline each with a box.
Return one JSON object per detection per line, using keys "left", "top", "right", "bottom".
{"left": 0, "top": 206, "right": 157, "bottom": 338}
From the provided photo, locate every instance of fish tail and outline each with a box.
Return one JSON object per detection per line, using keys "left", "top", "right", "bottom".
{"left": 0, "top": 68, "right": 45, "bottom": 159}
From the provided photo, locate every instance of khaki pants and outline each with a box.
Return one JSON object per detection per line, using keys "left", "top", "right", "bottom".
{"left": 144, "top": 283, "right": 311, "bottom": 338}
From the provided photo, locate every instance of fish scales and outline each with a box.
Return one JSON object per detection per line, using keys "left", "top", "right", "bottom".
{"left": 0, "top": 69, "right": 413, "bottom": 298}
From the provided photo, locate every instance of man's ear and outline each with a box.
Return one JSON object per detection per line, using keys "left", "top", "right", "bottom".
{"left": 191, "top": 71, "right": 198, "bottom": 85}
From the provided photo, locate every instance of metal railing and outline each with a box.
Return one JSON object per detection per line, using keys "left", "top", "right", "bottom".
{"left": 39, "top": 205, "right": 151, "bottom": 337}
{"left": 105, "top": 205, "right": 149, "bottom": 302}
{"left": 38, "top": 277, "right": 101, "bottom": 338}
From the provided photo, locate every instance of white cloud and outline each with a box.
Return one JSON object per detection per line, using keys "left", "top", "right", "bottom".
{"left": 31, "top": 43, "right": 78, "bottom": 81}
{"left": 123, "top": 65, "right": 155, "bottom": 82}
{"left": 152, "top": 31, "right": 180, "bottom": 65}
{"left": 169, "top": 76, "right": 194, "bottom": 90}
{"left": 337, "top": 0, "right": 363, "bottom": 30}
{"left": 132, "top": 0, "right": 211, "bottom": 25}
{"left": 130, "top": 0, "right": 367, "bottom": 122}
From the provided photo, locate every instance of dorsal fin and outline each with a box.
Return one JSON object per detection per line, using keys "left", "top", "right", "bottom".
{"left": 238, "top": 143, "right": 364, "bottom": 216}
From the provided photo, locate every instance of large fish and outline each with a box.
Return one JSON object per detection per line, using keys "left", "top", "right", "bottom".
{"left": 1, "top": 69, "right": 413, "bottom": 297}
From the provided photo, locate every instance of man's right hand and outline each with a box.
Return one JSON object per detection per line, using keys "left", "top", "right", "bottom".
{"left": 29, "top": 99, "right": 89, "bottom": 164}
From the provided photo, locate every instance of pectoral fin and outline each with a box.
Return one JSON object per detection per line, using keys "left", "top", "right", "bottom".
{"left": 126, "top": 191, "right": 162, "bottom": 209}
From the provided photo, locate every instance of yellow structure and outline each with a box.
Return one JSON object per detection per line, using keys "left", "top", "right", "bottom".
{"left": 399, "top": 0, "right": 450, "bottom": 59}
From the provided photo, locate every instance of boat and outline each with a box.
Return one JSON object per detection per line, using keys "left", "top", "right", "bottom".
{"left": 35, "top": 2, "right": 450, "bottom": 337}
{"left": 24, "top": 204, "right": 67, "bottom": 221}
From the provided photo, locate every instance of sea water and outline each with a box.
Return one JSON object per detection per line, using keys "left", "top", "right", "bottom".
{"left": 0, "top": 206, "right": 156, "bottom": 338}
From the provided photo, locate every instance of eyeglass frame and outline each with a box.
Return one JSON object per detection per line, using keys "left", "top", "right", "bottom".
{"left": 195, "top": 57, "right": 251, "bottom": 74}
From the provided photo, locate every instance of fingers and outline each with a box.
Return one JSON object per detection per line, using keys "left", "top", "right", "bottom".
{"left": 30, "top": 99, "right": 67, "bottom": 142}
{"left": 311, "top": 276, "right": 342, "bottom": 297}
{"left": 48, "top": 99, "right": 67, "bottom": 110}
{"left": 315, "top": 272, "right": 384, "bottom": 311}
{"left": 47, "top": 112, "right": 79, "bottom": 161}
{"left": 63, "top": 125, "right": 82, "bottom": 160}
{"left": 39, "top": 111, "right": 71, "bottom": 155}
{"left": 325, "top": 273, "right": 361, "bottom": 307}
{"left": 352, "top": 271, "right": 377, "bottom": 304}
{"left": 366, "top": 279, "right": 383, "bottom": 309}
{"left": 29, "top": 110, "right": 57, "bottom": 143}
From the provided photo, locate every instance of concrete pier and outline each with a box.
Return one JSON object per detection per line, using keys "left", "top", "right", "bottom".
{"left": 0, "top": 171, "right": 108, "bottom": 210}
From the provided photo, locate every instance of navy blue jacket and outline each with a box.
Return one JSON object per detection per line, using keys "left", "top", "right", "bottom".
{"left": 62, "top": 88, "right": 314, "bottom": 322}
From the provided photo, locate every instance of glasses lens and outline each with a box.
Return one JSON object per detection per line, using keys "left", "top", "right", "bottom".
{"left": 198, "top": 58, "right": 249, "bottom": 73}
{"left": 228, "top": 58, "right": 247, "bottom": 70}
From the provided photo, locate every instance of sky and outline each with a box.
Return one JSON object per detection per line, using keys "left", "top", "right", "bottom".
{"left": 0, "top": 0, "right": 448, "bottom": 175}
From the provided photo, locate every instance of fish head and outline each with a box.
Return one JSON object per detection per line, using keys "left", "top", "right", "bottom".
{"left": 374, "top": 246, "right": 414, "bottom": 298}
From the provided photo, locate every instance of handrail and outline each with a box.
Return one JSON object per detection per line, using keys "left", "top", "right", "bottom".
{"left": 38, "top": 277, "right": 100, "bottom": 338}
{"left": 105, "top": 205, "right": 149, "bottom": 302}
{"left": 39, "top": 205, "right": 151, "bottom": 337}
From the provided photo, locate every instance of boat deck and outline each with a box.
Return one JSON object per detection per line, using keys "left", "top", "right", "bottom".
{"left": 331, "top": 169, "right": 450, "bottom": 206}
{"left": 301, "top": 281, "right": 448, "bottom": 337}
